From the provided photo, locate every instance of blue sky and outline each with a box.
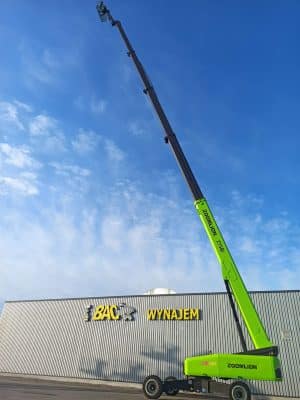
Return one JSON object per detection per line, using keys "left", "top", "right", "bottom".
{"left": 0, "top": 1, "right": 299, "bottom": 308}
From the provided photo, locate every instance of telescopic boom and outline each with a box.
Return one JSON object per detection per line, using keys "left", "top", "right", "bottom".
{"left": 96, "top": 1, "right": 277, "bottom": 355}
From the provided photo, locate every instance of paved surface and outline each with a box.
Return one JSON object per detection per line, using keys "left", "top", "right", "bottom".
{"left": 0, "top": 375, "right": 215, "bottom": 400}
{"left": 0, "top": 376, "right": 293, "bottom": 400}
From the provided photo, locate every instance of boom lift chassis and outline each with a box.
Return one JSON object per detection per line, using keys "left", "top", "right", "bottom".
{"left": 96, "top": 3, "right": 282, "bottom": 399}
{"left": 143, "top": 375, "right": 251, "bottom": 399}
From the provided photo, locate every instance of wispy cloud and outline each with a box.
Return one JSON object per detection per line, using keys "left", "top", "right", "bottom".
{"left": 0, "top": 100, "right": 44, "bottom": 199}
{"left": 0, "top": 97, "right": 298, "bottom": 305}
{"left": 128, "top": 120, "right": 146, "bottom": 136}
{"left": 90, "top": 97, "right": 107, "bottom": 114}
{"left": 42, "top": 49, "right": 61, "bottom": 69}
{"left": 0, "top": 101, "right": 24, "bottom": 131}
{"left": 0, "top": 170, "right": 299, "bottom": 303}
{"left": 29, "top": 114, "right": 66, "bottom": 152}
{"left": 0, "top": 179, "right": 223, "bottom": 301}
{"left": 239, "top": 237, "right": 258, "bottom": 254}
{"left": 19, "top": 45, "right": 56, "bottom": 86}
{"left": 0, "top": 174, "right": 39, "bottom": 196}
{"left": 49, "top": 162, "right": 91, "bottom": 194}
{"left": 74, "top": 96, "right": 107, "bottom": 115}
{"left": 13, "top": 100, "right": 33, "bottom": 113}
{"left": 72, "top": 131, "right": 125, "bottom": 163}
{"left": 231, "top": 190, "right": 264, "bottom": 208}
{"left": 19, "top": 43, "right": 80, "bottom": 87}
{"left": 50, "top": 162, "right": 90, "bottom": 178}
{"left": 0, "top": 143, "right": 41, "bottom": 169}
{"left": 72, "top": 129, "right": 100, "bottom": 154}
{"left": 43, "top": 132, "right": 66, "bottom": 152}
{"left": 103, "top": 139, "right": 125, "bottom": 163}
{"left": 215, "top": 190, "right": 300, "bottom": 290}
{"left": 29, "top": 114, "right": 57, "bottom": 136}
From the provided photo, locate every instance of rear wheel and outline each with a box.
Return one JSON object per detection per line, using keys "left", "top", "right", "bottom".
{"left": 143, "top": 375, "right": 163, "bottom": 399}
{"left": 165, "top": 376, "right": 179, "bottom": 396}
{"left": 229, "top": 381, "right": 251, "bottom": 400}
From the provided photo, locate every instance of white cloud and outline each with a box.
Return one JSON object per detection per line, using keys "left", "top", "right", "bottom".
{"left": 0, "top": 179, "right": 299, "bottom": 305}
{"left": 104, "top": 139, "right": 125, "bottom": 162}
{"left": 0, "top": 176, "right": 38, "bottom": 196}
{"left": 90, "top": 98, "right": 107, "bottom": 114}
{"left": 72, "top": 129, "right": 100, "bottom": 154}
{"left": 239, "top": 237, "right": 257, "bottom": 254}
{"left": 29, "top": 114, "right": 57, "bottom": 136}
{"left": 0, "top": 182, "right": 223, "bottom": 302}
{"left": 13, "top": 100, "right": 33, "bottom": 113}
{"left": 42, "top": 49, "right": 60, "bottom": 69}
{"left": 74, "top": 97, "right": 107, "bottom": 114}
{"left": 19, "top": 45, "right": 65, "bottom": 86}
{"left": 28, "top": 114, "right": 66, "bottom": 152}
{"left": 20, "top": 45, "right": 55, "bottom": 86}
{"left": 231, "top": 190, "right": 264, "bottom": 208}
{"left": 19, "top": 42, "right": 81, "bottom": 90}
{"left": 0, "top": 101, "right": 24, "bottom": 130}
{"left": 44, "top": 131, "right": 66, "bottom": 152}
{"left": 264, "top": 217, "right": 290, "bottom": 233}
{"left": 50, "top": 162, "right": 90, "bottom": 177}
{"left": 215, "top": 190, "right": 300, "bottom": 292}
{"left": 0, "top": 94, "right": 298, "bottom": 305}
{"left": 128, "top": 121, "right": 146, "bottom": 136}
{"left": 0, "top": 143, "right": 41, "bottom": 169}
{"left": 20, "top": 171, "right": 38, "bottom": 180}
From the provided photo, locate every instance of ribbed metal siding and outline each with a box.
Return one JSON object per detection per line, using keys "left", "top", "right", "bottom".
{"left": 0, "top": 291, "right": 299, "bottom": 397}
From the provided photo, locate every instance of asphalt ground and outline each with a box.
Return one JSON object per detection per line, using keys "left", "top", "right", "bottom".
{"left": 0, "top": 375, "right": 222, "bottom": 400}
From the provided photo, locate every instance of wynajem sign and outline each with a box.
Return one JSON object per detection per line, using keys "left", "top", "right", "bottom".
{"left": 147, "top": 308, "right": 200, "bottom": 320}
{"left": 85, "top": 304, "right": 201, "bottom": 322}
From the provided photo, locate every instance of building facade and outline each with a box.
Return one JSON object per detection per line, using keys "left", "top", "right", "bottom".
{"left": 0, "top": 290, "right": 298, "bottom": 397}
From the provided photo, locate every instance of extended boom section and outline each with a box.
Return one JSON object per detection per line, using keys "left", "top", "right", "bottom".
{"left": 185, "top": 198, "right": 281, "bottom": 381}
{"left": 194, "top": 198, "right": 272, "bottom": 350}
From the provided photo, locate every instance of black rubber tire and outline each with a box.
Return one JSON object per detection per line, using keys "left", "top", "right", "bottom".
{"left": 165, "top": 376, "right": 179, "bottom": 396}
{"left": 143, "top": 375, "right": 163, "bottom": 399}
{"left": 229, "top": 381, "right": 251, "bottom": 400}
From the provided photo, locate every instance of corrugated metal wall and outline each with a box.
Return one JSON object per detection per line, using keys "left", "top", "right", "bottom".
{"left": 0, "top": 291, "right": 299, "bottom": 397}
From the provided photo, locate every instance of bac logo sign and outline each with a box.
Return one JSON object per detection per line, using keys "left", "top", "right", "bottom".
{"left": 85, "top": 303, "right": 136, "bottom": 322}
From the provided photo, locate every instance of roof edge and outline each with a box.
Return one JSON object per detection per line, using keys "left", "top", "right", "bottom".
{"left": 4, "top": 289, "right": 300, "bottom": 304}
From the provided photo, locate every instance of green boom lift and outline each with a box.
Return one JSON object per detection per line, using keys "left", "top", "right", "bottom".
{"left": 96, "top": 3, "right": 282, "bottom": 399}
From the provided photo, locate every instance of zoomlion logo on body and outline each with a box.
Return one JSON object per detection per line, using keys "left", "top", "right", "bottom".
{"left": 84, "top": 303, "right": 136, "bottom": 322}
{"left": 227, "top": 363, "right": 257, "bottom": 370}
{"left": 202, "top": 209, "right": 217, "bottom": 236}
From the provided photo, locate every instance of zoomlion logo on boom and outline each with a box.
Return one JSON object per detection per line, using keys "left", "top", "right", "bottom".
{"left": 228, "top": 363, "right": 258, "bottom": 370}
{"left": 202, "top": 209, "right": 217, "bottom": 236}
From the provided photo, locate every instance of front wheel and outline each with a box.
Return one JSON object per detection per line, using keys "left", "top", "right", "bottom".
{"left": 229, "top": 381, "right": 251, "bottom": 400}
{"left": 143, "top": 375, "right": 163, "bottom": 399}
